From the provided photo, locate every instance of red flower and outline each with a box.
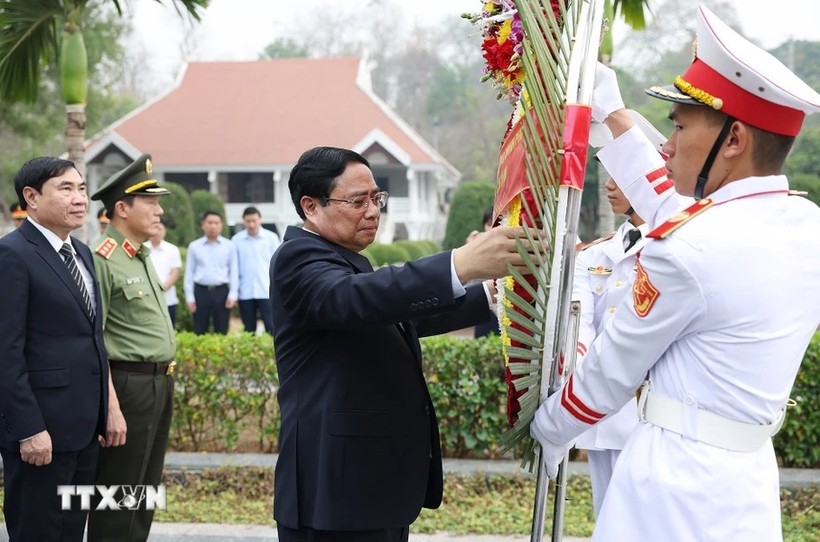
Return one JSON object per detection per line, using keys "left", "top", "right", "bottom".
{"left": 482, "top": 36, "right": 516, "bottom": 73}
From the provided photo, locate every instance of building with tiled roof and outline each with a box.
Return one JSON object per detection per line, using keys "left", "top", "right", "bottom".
{"left": 85, "top": 57, "right": 460, "bottom": 241}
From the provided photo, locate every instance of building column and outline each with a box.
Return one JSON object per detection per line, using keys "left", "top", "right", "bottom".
{"left": 208, "top": 169, "right": 218, "bottom": 195}
{"left": 407, "top": 168, "right": 418, "bottom": 216}
{"left": 273, "top": 169, "right": 290, "bottom": 234}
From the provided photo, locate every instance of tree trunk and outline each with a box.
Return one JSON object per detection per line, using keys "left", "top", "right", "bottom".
{"left": 66, "top": 103, "right": 86, "bottom": 176}
{"left": 66, "top": 103, "right": 92, "bottom": 241}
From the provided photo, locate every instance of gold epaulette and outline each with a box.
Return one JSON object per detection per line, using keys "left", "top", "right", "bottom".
{"left": 95, "top": 237, "right": 117, "bottom": 259}
{"left": 580, "top": 231, "right": 615, "bottom": 251}
{"left": 647, "top": 199, "right": 714, "bottom": 240}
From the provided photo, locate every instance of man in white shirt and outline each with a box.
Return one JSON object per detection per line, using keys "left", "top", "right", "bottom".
{"left": 146, "top": 221, "right": 182, "bottom": 325}
{"left": 184, "top": 211, "right": 238, "bottom": 335}
{"left": 572, "top": 181, "right": 647, "bottom": 518}
{"left": 232, "top": 206, "right": 280, "bottom": 334}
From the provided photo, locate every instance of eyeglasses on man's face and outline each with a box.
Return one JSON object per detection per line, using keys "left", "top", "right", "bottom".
{"left": 320, "top": 191, "right": 389, "bottom": 211}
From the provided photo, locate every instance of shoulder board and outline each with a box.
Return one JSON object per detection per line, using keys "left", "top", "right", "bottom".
{"left": 788, "top": 190, "right": 808, "bottom": 197}
{"left": 647, "top": 198, "right": 714, "bottom": 240}
{"left": 121, "top": 239, "right": 138, "bottom": 259}
{"left": 581, "top": 232, "right": 616, "bottom": 251}
{"left": 95, "top": 237, "right": 117, "bottom": 259}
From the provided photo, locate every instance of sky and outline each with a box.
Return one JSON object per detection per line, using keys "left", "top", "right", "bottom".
{"left": 126, "top": 0, "right": 820, "bottom": 93}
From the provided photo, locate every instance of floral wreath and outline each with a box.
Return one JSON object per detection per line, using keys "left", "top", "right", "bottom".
{"left": 466, "top": 1, "right": 565, "bottom": 436}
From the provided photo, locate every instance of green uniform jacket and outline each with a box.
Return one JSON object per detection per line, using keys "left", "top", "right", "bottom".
{"left": 92, "top": 226, "right": 176, "bottom": 361}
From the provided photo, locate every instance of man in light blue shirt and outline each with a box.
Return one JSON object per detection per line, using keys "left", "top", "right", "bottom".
{"left": 232, "top": 206, "right": 280, "bottom": 334}
{"left": 184, "top": 210, "right": 238, "bottom": 334}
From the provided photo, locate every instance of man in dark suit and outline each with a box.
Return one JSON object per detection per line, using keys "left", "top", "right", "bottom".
{"left": 0, "top": 157, "right": 123, "bottom": 541}
{"left": 271, "top": 147, "right": 533, "bottom": 542}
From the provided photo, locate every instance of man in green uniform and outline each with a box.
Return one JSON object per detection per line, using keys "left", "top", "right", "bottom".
{"left": 86, "top": 153, "right": 176, "bottom": 542}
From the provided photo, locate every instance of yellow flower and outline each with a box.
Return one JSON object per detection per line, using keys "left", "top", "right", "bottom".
{"left": 499, "top": 197, "right": 522, "bottom": 366}
{"left": 498, "top": 19, "right": 512, "bottom": 44}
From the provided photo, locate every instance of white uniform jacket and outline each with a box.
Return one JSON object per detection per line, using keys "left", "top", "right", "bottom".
{"left": 572, "top": 221, "right": 648, "bottom": 450}
{"left": 535, "top": 126, "right": 820, "bottom": 541}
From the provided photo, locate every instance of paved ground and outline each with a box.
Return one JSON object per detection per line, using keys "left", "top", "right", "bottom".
{"left": 1, "top": 453, "right": 816, "bottom": 541}
{"left": 162, "top": 451, "right": 819, "bottom": 487}
{"left": 145, "top": 524, "right": 583, "bottom": 542}
{"left": 0, "top": 522, "right": 581, "bottom": 542}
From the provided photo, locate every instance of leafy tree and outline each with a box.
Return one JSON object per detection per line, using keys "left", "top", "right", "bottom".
{"left": 0, "top": 4, "right": 137, "bottom": 214}
{"left": 442, "top": 181, "right": 495, "bottom": 250}
{"left": 788, "top": 173, "right": 820, "bottom": 209}
{"left": 423, "top": 34, "right": 511, "bottom": 183}
{"left": 769, "top": 40, "right": 820, "bottom": 90}
{"left": 785, "top": 125, "right": 820, "bottom": 179}
{"left": 259, "top": 38, "right": 309, "bottom": 59}
{"left": 0, "top": 0, "right": 208, "bottom": 179}
{"left": 159, "top": 181, "right": 196, "bottom": 247}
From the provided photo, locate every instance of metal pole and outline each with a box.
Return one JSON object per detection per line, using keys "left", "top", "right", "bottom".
{"left": 530, "top": 451, "right": 550, "bottom": 542}
{"left": 551, "top": 456, "right": 570, "bottom": 540}
{"left": 531, "top": 300, "right": 582, "bottom": 542}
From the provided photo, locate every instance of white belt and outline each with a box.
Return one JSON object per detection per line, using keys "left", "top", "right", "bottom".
{"left": 637, "top": 382, "right": 786, "bottom": 453}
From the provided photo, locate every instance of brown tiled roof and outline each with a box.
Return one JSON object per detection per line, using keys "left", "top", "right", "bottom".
{"left": 110, "top": 58, "right": 441, "bottom": 168}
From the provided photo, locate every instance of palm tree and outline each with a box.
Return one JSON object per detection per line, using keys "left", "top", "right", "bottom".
{"left": 0, "top": 0, "right": 208, "bottom": 178}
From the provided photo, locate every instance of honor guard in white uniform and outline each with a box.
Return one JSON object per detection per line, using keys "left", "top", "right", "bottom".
{"left": 531, "top": 5, "right": 820, "bottom": 541}
{"left": 572, "top": 113, "right": 668, "bottom": 517}
{"left": 573, "top": 222, "right": 647, "bottom": 517}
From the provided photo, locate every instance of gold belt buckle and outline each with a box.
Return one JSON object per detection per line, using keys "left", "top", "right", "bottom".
{"left": 167, "top": 361, "right": 176, "bottom": 376}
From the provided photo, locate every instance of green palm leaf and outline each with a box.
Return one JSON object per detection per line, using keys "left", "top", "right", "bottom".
{"left": 0, "top": 0, "right": 62, "bottom": 102}
{"left": 614, "top": 0, "right": 649, "bottom": 29}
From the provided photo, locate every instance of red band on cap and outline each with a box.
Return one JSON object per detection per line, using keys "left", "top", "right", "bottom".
{"left": 682, "top": 60, "right": 804, "bottom": 136}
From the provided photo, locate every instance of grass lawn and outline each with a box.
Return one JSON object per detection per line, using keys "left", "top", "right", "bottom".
{"left": 1, "top": 467, "right": 816, "bottom": 540}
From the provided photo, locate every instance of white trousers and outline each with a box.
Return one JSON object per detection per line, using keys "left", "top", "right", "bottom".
{"left": 587, "top": 448, "right": 621, "bottom": 518}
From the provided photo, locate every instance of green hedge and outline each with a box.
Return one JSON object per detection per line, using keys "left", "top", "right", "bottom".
{"left": 774, "top": 332, "right": 820, "bottom": 468}
{"left": 168, "top": 331, "right": 820, "bottom": 467}
{"left": 168, "top": 333, "right": 507, "bottom": 457}
{"left": 361, "top": 240, "right": 442, "bottom": 268}
{"left": 173, "top": 246, "right": 194, "bottom": 332}
{"left": 422, "top": 335, "right": 508, "bottom": 457}
{"left": 393, "top": 240, "right": 428, "bottom": 260}
{"left": 365, "top": 243, "right": 411, "bottom": 266}
{"left": 170, "top": 332, "right": 279, "bottom": 452}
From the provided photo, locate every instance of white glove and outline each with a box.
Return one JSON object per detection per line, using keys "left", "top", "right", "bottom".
{"left": 592, "top": 62, "right": 625, "bottom": 123}
{"left": 530, "top": 408, "right": 573, "bottom": 479}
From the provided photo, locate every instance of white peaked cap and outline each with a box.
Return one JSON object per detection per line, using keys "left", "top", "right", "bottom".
{"left": 646, "top": 4, "right": 820, "bottom": 136}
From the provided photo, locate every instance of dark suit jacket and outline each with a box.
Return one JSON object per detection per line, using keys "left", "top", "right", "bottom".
{"left": 270, "top": 226, "right": 491, "bottom": 531}
{"left": 0, "top": 220, "right": 108, "bottom": 452}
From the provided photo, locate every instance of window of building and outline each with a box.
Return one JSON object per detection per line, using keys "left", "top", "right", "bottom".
{"left": 226, "top": 172, "right": 274, "bottom": 203}
{"left": 164, "top": 172, "right": 209, "bottom": 193}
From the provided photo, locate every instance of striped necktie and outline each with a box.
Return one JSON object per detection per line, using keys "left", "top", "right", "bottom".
{"left": 59, "top": 243, "right": 94, "bottom": 318}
